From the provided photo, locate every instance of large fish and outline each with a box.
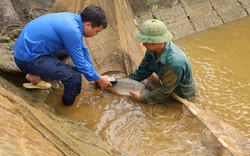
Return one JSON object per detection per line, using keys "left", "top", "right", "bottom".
{"left": 104, "top": 77, "right": 150, "bottom": 96}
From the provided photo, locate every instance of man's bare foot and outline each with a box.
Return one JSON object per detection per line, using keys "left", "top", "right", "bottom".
{"left": 26, "top": 74, "right": 42, "bottom": 84}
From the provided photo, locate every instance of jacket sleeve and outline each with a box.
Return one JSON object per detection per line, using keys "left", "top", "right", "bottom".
{"left": 129, "top": 51, "right": 154, "bottom": 81}
{"left": 140, "top": 66, "right": 183, "bottom": 104}
{"left": 58, "top": 23, "right": 100, "bottom": 82}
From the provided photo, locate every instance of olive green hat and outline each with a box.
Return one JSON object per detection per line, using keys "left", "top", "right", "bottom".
{"left": 133, "top": 19, "right": 173, "bottom": 43}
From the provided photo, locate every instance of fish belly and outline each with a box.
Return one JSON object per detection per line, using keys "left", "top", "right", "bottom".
{"left": 105, "top": 78, "right": 149, "bottom": 96}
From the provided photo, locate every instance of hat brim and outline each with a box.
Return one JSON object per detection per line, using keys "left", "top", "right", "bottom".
{"left": 133, "top": 30, "right": 173, "bottom": 43}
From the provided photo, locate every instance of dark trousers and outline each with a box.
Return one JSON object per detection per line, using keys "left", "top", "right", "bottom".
{"left": 14, "top": 50, "right": 82, "bottom": 105}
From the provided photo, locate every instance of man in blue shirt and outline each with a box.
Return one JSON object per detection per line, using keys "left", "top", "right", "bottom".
{"left": 129, "top": 19, "right": 197, "bottom": 104}
{"left": 14, "top": 5, "right": 112, "bottom": 105}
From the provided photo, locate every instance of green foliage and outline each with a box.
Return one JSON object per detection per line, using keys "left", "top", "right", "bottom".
{"left": 144, "top": 0, "right": 154, "bottom": 6}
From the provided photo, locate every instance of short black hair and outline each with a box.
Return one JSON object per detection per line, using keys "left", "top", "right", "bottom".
{"left": 80, "top": 5, "right": 107, "bottom": 29}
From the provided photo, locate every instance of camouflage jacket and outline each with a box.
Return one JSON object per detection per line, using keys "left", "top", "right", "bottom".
{"left": 129, "top": 41, "right": 196, "bottom": 104}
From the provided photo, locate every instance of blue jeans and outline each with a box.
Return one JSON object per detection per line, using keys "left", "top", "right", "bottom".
{"left": 14, "top": 50, "right": 82, "bottom": 105}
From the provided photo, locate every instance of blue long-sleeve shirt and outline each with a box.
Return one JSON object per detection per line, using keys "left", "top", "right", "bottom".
{"left": 13, "top": 12, "right": 100, "bottom": 81}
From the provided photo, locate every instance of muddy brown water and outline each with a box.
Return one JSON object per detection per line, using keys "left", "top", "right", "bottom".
{"left": 46, "top": 16, "right": 250, "bottom": 156}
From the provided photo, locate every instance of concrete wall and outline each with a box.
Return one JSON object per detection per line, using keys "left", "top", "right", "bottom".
{"left": 128, "top": 0, "right": 250, "bottom": 40}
